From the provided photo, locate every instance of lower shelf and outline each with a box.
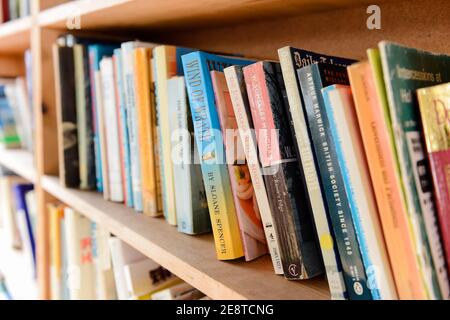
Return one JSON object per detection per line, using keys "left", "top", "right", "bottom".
{"left": 0, "top": 147, "right": 36, "bottom": 183}
{"left": 41, "top": 175, "right": 331, "bottom": 300}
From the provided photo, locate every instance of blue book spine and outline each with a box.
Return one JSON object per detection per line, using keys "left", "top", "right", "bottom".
{"left": 181, "top": 51, "right": 253, "bottom": 259}
{"left": 113, "top": 48, "right": 134, "bottom": 208}
{"left": 299, "top": 63, "right": 373, "bottom": 300}
{"left": 87, "top": 44, "right": 117, "bottom": 194}
{"left": 322, "top": 85, "right": 380, "bottom": 299}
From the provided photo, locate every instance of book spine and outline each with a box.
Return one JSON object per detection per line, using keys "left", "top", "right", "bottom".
{"left": 121, "top": 44, "right": 143, "bottom": 212}
{"left": 113, "top": 49, "right": 134, "bottom": 208}
{"left": 323, "top": 85, "right": 397, "bottom": 300}
{"left": 134, "top": 48, "right": 159, "bottom": 216}
{"left": 224, "top": 66, "right": 284, "bottom": 274}
{"left": 182, "top": 52, "right": 244, "bottom": 260}
{"left": 349, "top": 61, "right": 427, "bottom": 299}
{"left": 153, "top": 46, "right": 178, "bottom": 225}
{"left": 278, "top": 48, "right": 346, "bottom": 298}
{"left": 299, "top": 65, "right": 372, "bottom": 299}
{"left": 88, "top": 49, "right": 103, "bottom": 193}
{"left": 169, "top": 76, "right": 210, "bottom": 235}
{"left": 100, "top": 58, "right": 124, "bottom": 203}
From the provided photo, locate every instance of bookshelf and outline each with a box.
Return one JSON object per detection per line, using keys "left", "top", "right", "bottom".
{"left": 0, "top": 0, "right": 448, "bottom": 300}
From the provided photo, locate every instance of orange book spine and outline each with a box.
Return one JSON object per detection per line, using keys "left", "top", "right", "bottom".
{"left": 133, "top": 48, "right": 160, "bottom": 217}
{"left": 348, "top": 62, "right": 427, "bottom": 299}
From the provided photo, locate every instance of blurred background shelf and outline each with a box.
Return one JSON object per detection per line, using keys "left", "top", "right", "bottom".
{"left": 0, "top": 16, "right": 31, "bottom": 54}
{"left": 0, "top": 148, "right": 36, "bottom": 183}
{"left": 41, "top": 175, "right": 330, "bottom": 300}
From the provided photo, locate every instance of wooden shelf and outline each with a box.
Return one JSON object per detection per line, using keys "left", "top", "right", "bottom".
{"left": 0, "top": 147, "right": 36, "bottom": 183}
{"left": 0, "top": 17, "right": 31, "bottom": 54}
{"left": 38, "top": 0, "right": 391, "bottom": 31}
{"left": 41, "top": 175, "right": 331, "bottom": 300}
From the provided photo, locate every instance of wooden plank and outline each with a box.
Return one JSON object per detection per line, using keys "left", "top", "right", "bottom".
{"left": 0, "top": 17, "right": 31, "bottom": 54}
{"left": 41, "top": 175, "right": 331, "bottom": 300}
{"left": 0, "top": 147, "right": 36, "bottom": 182}
{"left": 38, "top": 0, "right": 396, "bottom": 31}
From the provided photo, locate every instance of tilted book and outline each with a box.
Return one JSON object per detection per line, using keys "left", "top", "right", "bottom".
{"left": 168, "top": 76, "right": 210, "bottom": 235}
{"left": 88, "top": 44, "right": 118, "bottom": 194}
{"left": 348, "top": 58, "right": 427, "bottom": 299}
{"left": 278, "top": 46, "right": 354, "bottom": 298}
{"left": 113, "top": 48, "right": 134, "bottom": 208}
{"left": 100, "top": 57, "right": 124, "bottom": 203}
{"left": 182, "top": 51, "right": 251, "bottom": 260}
{"left": 53, "top": 41, "right": 80, "bottom": 189}
{"left": 379, "top": 41, "right": 450, "bottom": 299}
{"left": 299, "top": 62, "right": 372, "bottom": 299}
{"left": 211, "top": 70, "right": 268, "bottom": 261}
{"left": 417, "top": 82, "right": 450, "bottom": 278}
{"left": 154, "top": 45, "right": 195, "bottom": 225}
{"left": 133, "top": 48, "right": 162, "bottom": 217}
{"left": 244, "top": 61, "right": 323, "bottom": 280}
{"left": 322, "top": 84, "right": 397, "bottom": 300}
{"left": 224, "top": 65, "right": 283, "bottom": 274}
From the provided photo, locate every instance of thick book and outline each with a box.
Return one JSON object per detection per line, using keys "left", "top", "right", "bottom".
{"left": 100, "top": 57, "right": 124, "bottom": 203}
{"left": 348, "top": 59, "right": 427, "bottom": 299}
{"left": 379, "top": 41, "right": 450, "bottom": 299}
{"left": 74, "top": 44, "right": 96, "bottom": 190}
{"left": 167, "top": 76, "right": 210, "bottom": 235}
{"left": 322, "top": 84, "right": 397, "bottom": 300}
{"left": 244, "top": 61, "right": 323, "bottom": 280}
{"left": 133, "top": 48, "right": 162, "bottom": 217}
{"left": 154, "top": 46, "right": 195, "bottom": 225}
{"left": 113, "top": 48, "right": 133, "bottom": 208}
{"left": 211, "top": 70, "right": 268, "bottom": 261}
{"left": 53, "top": 41, "right": 80, "bottom": 188}
{"left": 64, "top": 207, "right": 96, "bottom": 300}
{"left": 417, "top": 82, "right": 450, "bottom": 276}
{"left": 278, "top": 47, "right": 354, "bottom": 297}
{"left": 121, "top": 41, "right": 157, "bottom": 213}
{"left": 88, "top": 44, "right": 118, "bottom": 194}
{"left": 224, "top": 65, "right": 283, "bottom": 274}
{"left": 181, "top": 51, "right": 252, "bottom": 260}
{"left": 299, "top": 62, "right": 372, "bottom": 299}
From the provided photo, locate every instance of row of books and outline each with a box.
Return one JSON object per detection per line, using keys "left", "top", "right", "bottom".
{"left": 53, "top": 34, "right": 450, "bottom": 300}
{"left": 0, "top": 171, "right": 37, "bottom": 299}
{"left": 0, "top": 0, "right": 30, "bottom": 23}
{"left": 47, "top": 204, "right": 206, "bottom": 300}
{"left": 0, "top": 71, "right": 33, "bottom": 151}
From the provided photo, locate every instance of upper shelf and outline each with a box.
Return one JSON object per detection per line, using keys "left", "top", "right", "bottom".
{"left": 0, "top": 147, "right": 36, "bottom": 183}
{"left": 0, "top": 17, "right": 31, "bottom": 54}
{"left": 41, "top": 175, "right": 330, "bottom": 300}
{"left": 38, "top": 0, "right": 393, "bottom": 31}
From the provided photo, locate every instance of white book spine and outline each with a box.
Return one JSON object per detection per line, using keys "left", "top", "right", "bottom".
{"left": 224, "top": 66, "right": 283, "bottom": 275}
{"left": 100, "top": 57, "right": 124, "bottom": 203}
{"left": 323, "top": 86, "right": 397, "bottom": 300}
{"left": 92, "top": 223, "right": 116, "bottom": 300}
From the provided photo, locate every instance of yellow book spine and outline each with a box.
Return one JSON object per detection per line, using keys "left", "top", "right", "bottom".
{"left": 154, "top": 46, "right": 177, "bottom": 225}
{"left": 133, "top": 48, "right": 160, "bottom": 217}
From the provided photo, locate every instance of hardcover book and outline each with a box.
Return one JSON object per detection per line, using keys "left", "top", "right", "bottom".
{"left": 53, "top": 40, "right": 80, "bottom": 189}
{"left": 244, "top": 61, "right": 323, "bottom": 280}
{"left": 299, "top": 62, "right": 372, "bottom": 299}
{"left": 100, "top": 57, "right": 124, "bottom": 203}
{"left": 88, "top": 44, "right": 118, "bottom": 194}
{"left": 0, "top": 84, "right": 20, "bottom": 148}
{"left": 168, "top": 76, "right": 210, "bottom": 235}
{"left": 348, "top": 59, "right": 427, "bottom": 299}
{"left": 113, "top": 48, "right": 134, "bottom": 208}
{"left": 133, "top": 48, "right": 162, "bottom": 217}
{"left": 153, "top": 45, "right": 195, "bottom": 225}
{"left": 48, "top": 203, "right": 65, "bottom": 300}
{"left": 379, "top": 41, "right": 450, "bottom": 299}
{"left": 278, "top": 47, "right": 354, "bottom": 297}
{"left": 322, "top": 84, "right": 397, "bottom": 300}
{"left": 211, "top": 70, "right": 268, "bottom": 261}
{"left": 417, "top": 82, "right": 450, "bottom": 276}
{"left": 224, "top": 65, "right": 284, "bottom": 274}
{"left": 181, "top": 51, "right": 251, "bottom": 260}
